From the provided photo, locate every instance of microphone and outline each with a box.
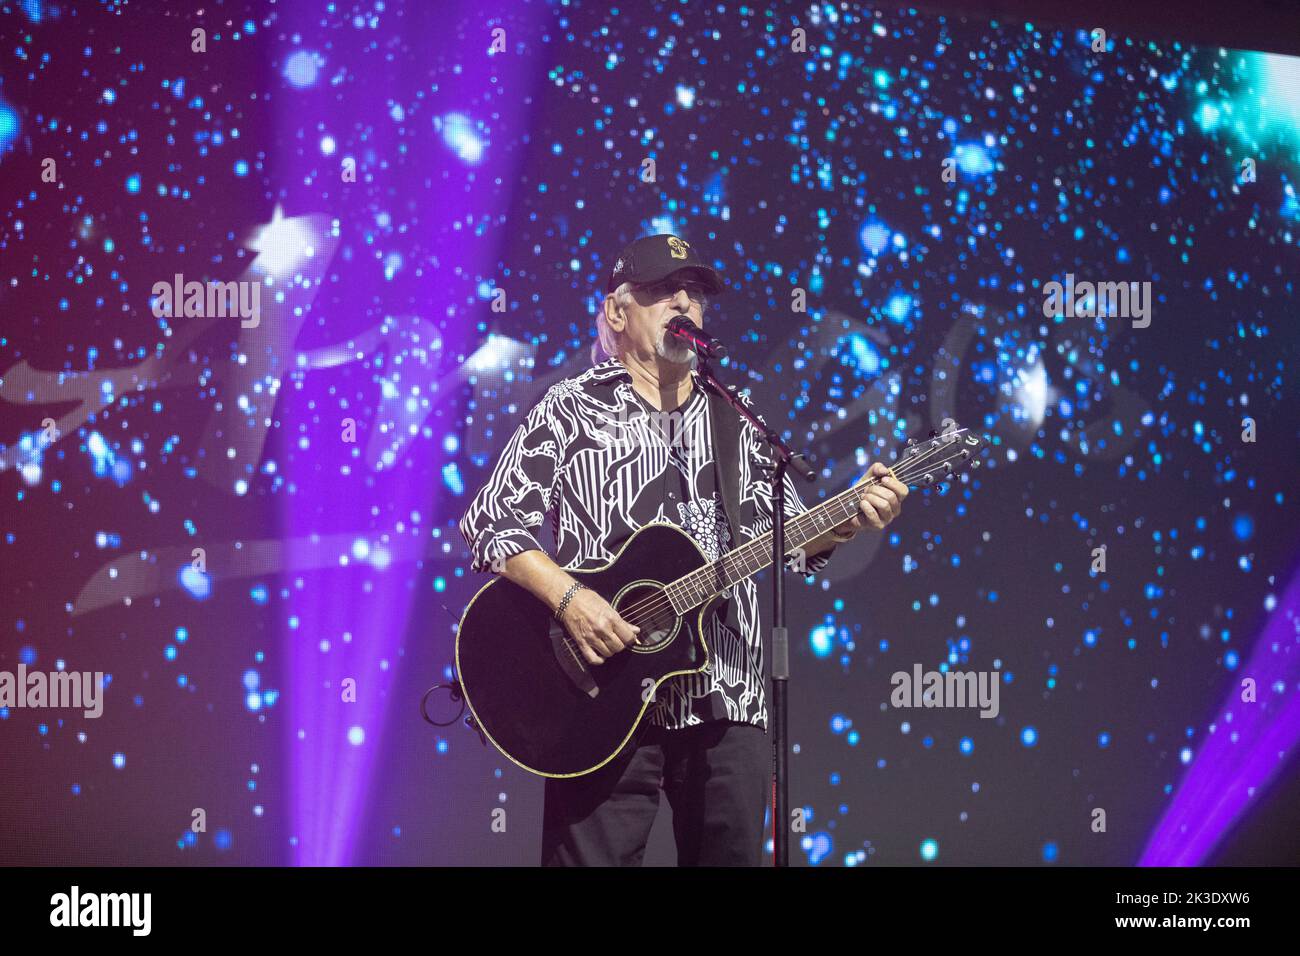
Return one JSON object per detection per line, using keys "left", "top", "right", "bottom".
{"left": 666, "top": 315, "right": 729, "bottom": 360}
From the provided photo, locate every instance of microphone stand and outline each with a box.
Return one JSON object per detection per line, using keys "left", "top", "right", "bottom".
{"left": 694, "top": 355, "right": 816, "bottom": 868}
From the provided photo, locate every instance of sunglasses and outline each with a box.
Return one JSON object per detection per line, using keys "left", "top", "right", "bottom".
{"left": 636, "top": 277, "right": 710, "bottom": 304}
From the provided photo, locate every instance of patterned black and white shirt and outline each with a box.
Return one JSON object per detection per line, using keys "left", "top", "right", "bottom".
{"left": 458, "top": 358, "right": 836, "bottom": 731}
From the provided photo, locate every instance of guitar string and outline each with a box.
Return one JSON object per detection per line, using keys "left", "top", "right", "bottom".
{"left": 553, "top": 435, "right": 979, "bottom": 657}
{"left": 614, "top": 438, "right": 975, "bottom": 629}
{"left": 554, "top": 441, "right": 976, "bottom": 665}
{"left": 569, "top": 435, "right": 975, "bottom": 639}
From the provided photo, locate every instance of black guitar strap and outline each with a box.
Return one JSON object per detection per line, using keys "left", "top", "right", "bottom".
{"left": 703, "top": 378, "right": 747, "bottom": 551}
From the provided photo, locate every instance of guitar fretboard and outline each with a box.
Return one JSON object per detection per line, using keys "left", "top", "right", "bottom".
{"left": 662, "top": 478, "right": 881, "bottom": 614}
{"left": 662, "top": 432, "right": 974, "bottom": 614}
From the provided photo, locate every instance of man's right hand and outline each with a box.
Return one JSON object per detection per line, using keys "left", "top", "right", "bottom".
{"left": 559, "top": 588, "right": 641, "bottom": 666}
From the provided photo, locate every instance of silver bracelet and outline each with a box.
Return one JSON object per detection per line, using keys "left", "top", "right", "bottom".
{"left": 554, "top": 582, "right": 586, "bottom": 620}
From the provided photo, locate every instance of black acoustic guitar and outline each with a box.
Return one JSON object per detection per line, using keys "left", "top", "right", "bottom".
{"left": 454, "top": 427, "right": 985, "bottom": 778}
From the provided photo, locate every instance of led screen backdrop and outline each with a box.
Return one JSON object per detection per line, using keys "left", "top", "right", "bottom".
{"left": 0, "top": 0, "right": 1297, "bottom": 866}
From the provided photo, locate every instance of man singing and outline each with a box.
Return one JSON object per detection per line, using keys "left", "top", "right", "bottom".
{"left": 458, "top": 233, "right": 908, "bottom": 865}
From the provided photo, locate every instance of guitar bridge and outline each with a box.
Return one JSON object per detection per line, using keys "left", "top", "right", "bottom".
{"left": 550, "top": 620, "right": 599, "bottom": 698}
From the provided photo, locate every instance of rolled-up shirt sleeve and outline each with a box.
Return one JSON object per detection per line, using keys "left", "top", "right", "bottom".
{"left": 741, "top": 391, "right": 836, "bottom": 580}
{"left": 459, "top": 388, "right": 567, "bottom": 574}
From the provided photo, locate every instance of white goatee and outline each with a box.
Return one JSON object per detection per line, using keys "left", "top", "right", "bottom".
{"left": 656, "top": 324, "right": 698, "bottom": 366}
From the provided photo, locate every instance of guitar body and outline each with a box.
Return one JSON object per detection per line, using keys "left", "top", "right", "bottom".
{"left": 452, "top": 425, "right": 985, "bottom": 779}
{"left": 455, "top": 523, "right": 717, "bottom": 778}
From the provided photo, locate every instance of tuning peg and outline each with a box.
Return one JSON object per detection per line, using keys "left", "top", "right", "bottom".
{"left": 922, "top": 472, "right": 935, "bottom": 484}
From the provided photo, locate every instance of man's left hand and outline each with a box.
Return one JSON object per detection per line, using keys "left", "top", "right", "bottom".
{"left": 832, "top": 462, "right": 908, "bottom": 537}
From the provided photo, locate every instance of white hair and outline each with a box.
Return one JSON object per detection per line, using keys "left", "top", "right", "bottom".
{"left": 591, "top": 281, "right": 635, "bottom": 364}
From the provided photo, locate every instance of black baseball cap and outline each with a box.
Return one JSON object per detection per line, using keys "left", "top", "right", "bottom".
{"left": 605, "top": 234, "right": 725, "bottom": 295}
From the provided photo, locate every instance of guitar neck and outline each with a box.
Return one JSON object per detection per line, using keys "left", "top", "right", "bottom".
{"left": 663, "top": 429, "right": 982, "bottom": 615}
{"left": 663, "top": 483, "right": 868, "bottom": 614}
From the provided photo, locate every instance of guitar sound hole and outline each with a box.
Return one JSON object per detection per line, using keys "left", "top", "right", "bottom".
{"left": 613, "top": 582, "right": 681, "bottom": 652}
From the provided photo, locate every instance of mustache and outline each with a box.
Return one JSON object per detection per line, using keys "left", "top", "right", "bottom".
{"left": 656, "top": 322, "right": 697, "bottom": 360}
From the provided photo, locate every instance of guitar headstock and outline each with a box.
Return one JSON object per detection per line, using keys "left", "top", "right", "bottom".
{"left": 895, "top": 424, "right": 987, "bottom": 489}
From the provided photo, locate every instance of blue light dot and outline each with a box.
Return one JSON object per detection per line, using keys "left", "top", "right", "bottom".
{"left": 809, "top": 623, "right": 834, "bottom": 658}
{"left": 178, "top": 565, "right": 211, "bottom": 600}
{"left": 283, "top": 49, "right": 322, "bottom": 88}
{"left": 442, "top": 462, "right": 465, "bottom": 495}
{"left": 955, "top": 143, "right": 993, "bottom": 175}
{"left": 859, "top": 221, "right": 891, "bottom": 256}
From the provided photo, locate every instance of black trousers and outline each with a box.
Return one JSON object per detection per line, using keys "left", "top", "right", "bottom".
{"left": 541, "top": 719, "right": 770, "bottom": 866}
